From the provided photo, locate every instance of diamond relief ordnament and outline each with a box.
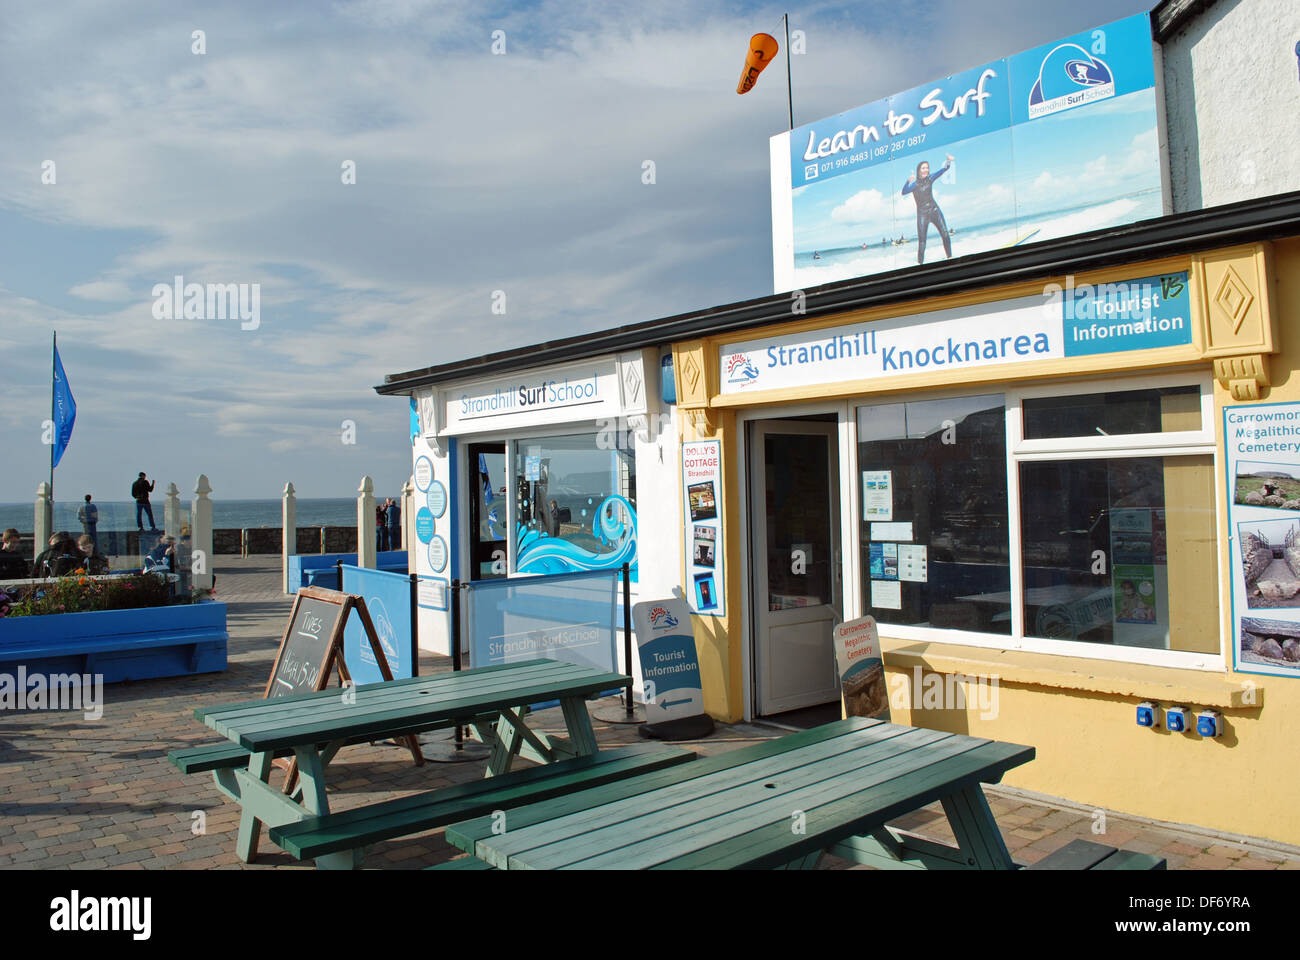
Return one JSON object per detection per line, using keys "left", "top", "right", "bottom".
{"left": 623, "top": 364, "right": 642, "bottom": 402}
{"left": 682, "top": 355, "right": 700, "bottom": 394}
{"left": 1214, "top": 267, "right": 1255, "bottom": 335}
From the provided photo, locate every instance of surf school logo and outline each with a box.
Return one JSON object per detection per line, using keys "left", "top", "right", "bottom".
{"left": 1028, "top": 43, "right": 1115, "bottom": 119}
{"left": 726, "top": 353, "right": 760, "bottom": 386}
{"left": 648, "top": 606, "right": 679, "bottom": 630}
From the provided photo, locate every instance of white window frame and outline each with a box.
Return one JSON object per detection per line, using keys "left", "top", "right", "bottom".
{"left": 851, "top": 370, "right": 1224, "bottom": 671}
{"left": 467, "top": 421, "right": 639, "bottom": 579}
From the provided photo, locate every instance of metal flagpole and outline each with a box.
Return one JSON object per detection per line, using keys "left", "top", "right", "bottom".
{"left": 784, "top": 13, "right": 793, "bottom": 130}
{"left": 49, "top": 330, "right": 56, "bottom": 513}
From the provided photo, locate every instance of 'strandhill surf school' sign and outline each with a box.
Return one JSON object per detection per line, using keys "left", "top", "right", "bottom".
{"left": 720, "top": 271, "right": 1190, "bottom": 394}
{"left": 771, "top": 11, "right": 1162, "bottom": 292}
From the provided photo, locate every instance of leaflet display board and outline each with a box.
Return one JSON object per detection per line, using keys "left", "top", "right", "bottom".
{"left": 682, "top": 440, "right": 725, "bottom": 616}
{"left": 1224, "top": 402, "right": 1300, "bottom": 678}
{"left": 833, "top": 616, "right": 890, "bottom": 721}
{"left": 632, "top": 597, "right": 705, "bottom": 724}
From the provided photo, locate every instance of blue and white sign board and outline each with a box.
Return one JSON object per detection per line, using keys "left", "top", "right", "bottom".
{"left": 426, "top": 480, "right": 447, "bottom": 518}
{"left": 415, "top": 507, "right": 435, "bottom": 543}
{"left": 1224, "top": 401, "right": 1300, "bottom": 679}
{"left": 466, "top": 570, "right": 619, "bottom": 672}
{"left": 633, "top": 597, "right": 705, "bottom": 724}
{"left": 771, "top": 12, "right": 1162, "bottom": 292}
{"left": 720, "top": 271, "right": 1190, "bottom": 394}
{"left": 414, "top": 456, "right": 433, "bottom": 491}
{"left": 340, "top": 565, "right": 414, "bottom": 685}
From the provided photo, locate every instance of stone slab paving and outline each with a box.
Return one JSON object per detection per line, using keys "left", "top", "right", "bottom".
{"left": 2, "top": 557, "right": 1298, "bottom": 870}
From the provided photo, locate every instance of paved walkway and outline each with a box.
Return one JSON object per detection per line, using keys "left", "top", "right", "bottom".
{"left": 2, "top": 558, "right": 1298, "bottom": 870}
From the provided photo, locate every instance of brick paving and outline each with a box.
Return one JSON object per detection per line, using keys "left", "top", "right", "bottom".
{"left": 3, "top": 557, "right": 1299, "bottom": 870}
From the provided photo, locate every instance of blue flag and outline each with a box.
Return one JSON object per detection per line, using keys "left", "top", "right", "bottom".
{"left": 52, "top": 345, "right": 77, "bottom": 468}
{"left": 478, "top": 453, "right": 493, "bottom": 503}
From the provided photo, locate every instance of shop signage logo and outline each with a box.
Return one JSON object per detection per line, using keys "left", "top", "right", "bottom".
{"left": 725, "top": 353, "right": 760, "bottom": 386}
{"left": 648, "top": 606, "right": 679, "bottom": 630}
{"left": 1028, "top": 43, "right": 1114, "bottom": 119}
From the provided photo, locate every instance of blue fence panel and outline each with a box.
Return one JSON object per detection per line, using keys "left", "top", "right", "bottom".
{"left": 465, "top": 569, "right": 620, "bottom": 679}
{"left": 340, "top": 564, "right": 414, "bottom": 685}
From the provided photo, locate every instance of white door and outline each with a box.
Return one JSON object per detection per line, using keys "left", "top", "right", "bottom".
{"left": 750, "top": 420, "right": 842, "bottom": 716}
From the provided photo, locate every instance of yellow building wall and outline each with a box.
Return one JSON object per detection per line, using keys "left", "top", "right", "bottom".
{"left": 677, "top": 239, "right": 1300, "bottom": 846}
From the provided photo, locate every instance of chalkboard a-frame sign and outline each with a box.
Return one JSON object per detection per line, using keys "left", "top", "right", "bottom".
{"left": 264, "top": 586, "right": 423, "bottom": 788}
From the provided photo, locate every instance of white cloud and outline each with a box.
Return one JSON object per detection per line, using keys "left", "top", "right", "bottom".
{"left": 831, "top": 188, "right": 889, "bottom": 223}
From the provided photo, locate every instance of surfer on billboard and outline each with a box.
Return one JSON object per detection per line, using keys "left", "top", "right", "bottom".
{"left": 902, "top": 153, "right": 955, "bottom": 264}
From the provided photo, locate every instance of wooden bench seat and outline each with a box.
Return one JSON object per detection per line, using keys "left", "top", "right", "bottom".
{"left": 1024, "top": 838, "right": 1166, "bottom": 870}
{"left": 268, "top": 743, "right": 696, "bottom": 864}
{"left": 426, "top": 856, "right": 494, "bottom": 870}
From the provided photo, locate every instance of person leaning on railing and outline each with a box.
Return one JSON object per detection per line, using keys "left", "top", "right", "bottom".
{"left": 0, "top": 528, "right": 30, "bottom": 580}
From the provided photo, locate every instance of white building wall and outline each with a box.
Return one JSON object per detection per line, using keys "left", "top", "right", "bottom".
{"left": 1161, "top": 0, "right": 1300, "bottom": 211}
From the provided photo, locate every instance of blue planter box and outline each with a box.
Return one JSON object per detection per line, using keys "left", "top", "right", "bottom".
{"left": 0, "top": 601, "right": 227, "bottom": 684}
{"left": 287, "top": 551, "right": 408, "bottom": 593}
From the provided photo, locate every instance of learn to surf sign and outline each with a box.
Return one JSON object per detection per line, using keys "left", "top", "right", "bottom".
{"left": 771, "top": 12, "right": 1162, "bottom": 292}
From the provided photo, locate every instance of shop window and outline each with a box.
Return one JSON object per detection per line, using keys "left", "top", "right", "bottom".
{"left": 1023, "top": 385, "right": 1201, "bottom": 439}
{"left": 856, "top": 378, "right": 1219, "bottom": 663}
{"left": 1020, "top": 455, "right": 1217, "bottom": 653}
{"left": 513, "top": 433, "right": 636, "bottom": 576}
{"left": 857, "top": 394, "right": 1011, "bottom": 632}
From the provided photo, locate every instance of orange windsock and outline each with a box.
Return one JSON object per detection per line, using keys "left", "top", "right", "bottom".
{"left": 736, "top": 33, "right": 780, "bottom": 94}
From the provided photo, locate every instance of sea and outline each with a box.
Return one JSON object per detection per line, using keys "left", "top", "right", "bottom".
{"left": 0, "top": 497, "right": 397, "bottom": 534}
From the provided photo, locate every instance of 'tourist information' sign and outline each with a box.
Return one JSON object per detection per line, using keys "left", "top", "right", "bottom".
{"left": 633, "top": 597, "right": 705, "bottom": 724}
{"left": 720, "top": 271, "right": 1190, "bottom": 394}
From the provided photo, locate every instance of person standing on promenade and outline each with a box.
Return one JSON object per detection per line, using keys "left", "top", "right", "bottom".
{"left": 77, "top": 494, "right": 99, "bottom": 551}
{"left": 131, "top": 472, "right": 158, "bottom": 531}
{"left": 376, "top": 503, "right": 387, "bottom": 551}
{"left": 385, "top": 497, "right": 401, "bottom": 552}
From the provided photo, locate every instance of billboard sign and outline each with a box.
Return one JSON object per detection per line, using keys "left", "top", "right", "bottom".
{"left": 771, "top": 12, "right": 1163, "bottom": 291}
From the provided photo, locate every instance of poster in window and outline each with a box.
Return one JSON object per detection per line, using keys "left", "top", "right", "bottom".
{"left": 1224, "top": 402, "right": 1300, "bottom": 678}
{"left": 687, "top": 482, "right": 717, "bottom": 522}
{"left": 682, "top": 440, "right": 725, "bottom": 617}
{"left": 862, "top": 470, "right": 893, "bottom": 521}
{"left": 692, "top": 524, "right": 716, "bottom": 568}
{"left": 1113, "top": 564, "right": 1157, "bottom": 623}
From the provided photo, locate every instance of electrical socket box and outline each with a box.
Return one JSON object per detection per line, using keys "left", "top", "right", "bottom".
{"left": 1196, "top": 710, "right": 1222, "bottom": 738}
{"left": 1165, "top": 706, "right": 1190, "bottom": 733}
{"left": 1136, "top": 702, "right": 1159, "bottom": 728}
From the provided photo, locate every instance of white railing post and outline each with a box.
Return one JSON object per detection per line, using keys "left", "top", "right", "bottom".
{"left": 192, "top": 474, "right": 214, "bottom": 591}
{"left": 282, "top": 481, "right": 296, "bottom": 594}
{"left": 357, "top": 475, "right": 375, "bottom": 569}
{"left": 401, "top": 476, "right": 415, "bottom": 552}
{"left": 164, "top": 482, "right": 181, "bottom": 539}
{"left": 34, "top": 481, "right": 51, "bottom": 560}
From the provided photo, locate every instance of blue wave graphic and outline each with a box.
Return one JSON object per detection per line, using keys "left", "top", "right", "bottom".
{"left": 516, "top": 495, "right": 637, "bottom": 575}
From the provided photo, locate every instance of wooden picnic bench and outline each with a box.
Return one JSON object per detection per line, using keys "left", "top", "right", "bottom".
{"left": 447, "top": 717, "right": 1037, "bottom": 870}
{"left": 169, "top": 659, "right": 661, "bottom": 868}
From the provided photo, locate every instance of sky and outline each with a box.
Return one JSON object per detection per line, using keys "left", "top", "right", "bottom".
{"left": 0, "top": 0, "right": 1151, "bottom": 503}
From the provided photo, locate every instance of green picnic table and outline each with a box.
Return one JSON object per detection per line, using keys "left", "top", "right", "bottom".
{"left": 177, "top": 659, "right": 660, "bottom": 869}
{"left": 447, "top": 717, "right": 1036, "bottom": 870}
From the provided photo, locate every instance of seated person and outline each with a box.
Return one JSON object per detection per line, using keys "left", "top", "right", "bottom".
{"left": 144, "top": 536, "right": 177, "bottom": 573}
{"left": 0, "top": 528, "right": 30, "bottom": 580}
{"left": 34, "top": 532, "right": 82, "bottom": 578}
{"left": 77, "top": 535, "right": 110, "bottom": 575}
